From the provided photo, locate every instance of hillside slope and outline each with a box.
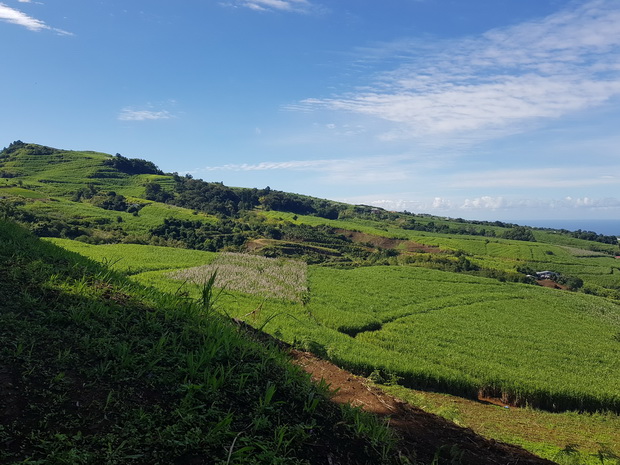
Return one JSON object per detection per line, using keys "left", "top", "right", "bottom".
{"left": 2, "top": 141, "right": 620, "bottom": 462}
{"left": 0, "top": 220, "right": 404, "bottom": 464}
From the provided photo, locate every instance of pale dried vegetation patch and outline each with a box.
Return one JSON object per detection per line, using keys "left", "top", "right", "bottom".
{"left": 169, "top": 252, "right": 308, "bottom": 302}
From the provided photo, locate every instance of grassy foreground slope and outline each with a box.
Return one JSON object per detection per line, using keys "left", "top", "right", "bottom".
{"left": 0, "top": 220, "right": 403, "bottom": 465}
{"left": 49, "top": 241, "right": 620, "bottom": 463}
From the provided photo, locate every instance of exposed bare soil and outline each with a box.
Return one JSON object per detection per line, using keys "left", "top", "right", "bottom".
{"left": 334, "top": 229, "right": 442, "bottom": 254}
{"left": 234, "top": 320, "right": 554, "bottom": 464}
{"left": 291, "top": 349, "right": 555, "bottom": 465}
{"left": 536, "top": 279, "right": 569, "bottom": 290}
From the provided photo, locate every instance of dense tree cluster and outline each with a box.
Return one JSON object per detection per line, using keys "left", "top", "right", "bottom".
{"left": 149, "top": 218, "right": 248, "bottom": 251}
{"left": 174, "top": 178, "right": 245, "bottom": 216}
{"left": 103, "top": 153, "right": 163, "bottom": 175}
{"left": 167, "top": 175, "right": 345, "bottom": 219}
{"left": 567, "top": 229, "right": 618, "bottom": 245}
{"left": 501, "top": 226, "right": 537, "bottom": 242}
{"left": 0, "top": 140, "right": 26, "bottom": 157}
{"left": 1, "top": 141, "right": 58, "bottom": 158}
{"left": 144, "top": 181, "right": 174, "bottom": 203}
{"left": 72, "top": 185, "right": 141, "bottom": 214}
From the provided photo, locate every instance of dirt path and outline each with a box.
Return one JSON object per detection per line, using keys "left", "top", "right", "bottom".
{"left": 234, "top": 320, "right": 555, "bottom": 464}
{"left": 290, "top": 349, "right": 556, "bottom": 465}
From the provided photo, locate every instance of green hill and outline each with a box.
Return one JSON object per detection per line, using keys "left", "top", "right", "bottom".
{"left": 2, "top": 141, "right": 620, "bottom": 463}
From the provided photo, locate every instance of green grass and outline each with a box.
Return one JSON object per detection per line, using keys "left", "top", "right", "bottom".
{"left": 51, "top": 238, "right": 620, "bottom": 414}
{"left": 289, "top": 266, "right": 620, "bottom": 413}
{"left": 0, "top": 220, "right": 403, "bottom": 464}
{"left": 21, "top": 196, "right": 215, "bottom": 236}
{"left": 46, "top": 239, "right": 217, "bottom": 274}
{"left": 264, "top": 211, "right": 620, "bottom": 295}
{"left": 0, "top": 146, "right": 180, "bottom": 201}
{"left": 0, "top": 185, "right": 48, "bottom": 199}
{"left": 6, "top": 144, "right": 620, "bottom": 462}
{"left": 47, "top": 230, "right": 620, "bottom": 462}
{"left": 381, "top": 384, "right": 620, "bottom": 465}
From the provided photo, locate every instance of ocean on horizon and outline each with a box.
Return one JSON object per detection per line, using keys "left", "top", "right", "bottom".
{"left": 518, "top": 219, "right": 620, "bottom": 237}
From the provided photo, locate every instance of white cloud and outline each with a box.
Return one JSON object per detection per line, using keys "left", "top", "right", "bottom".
{"left": 222, "top": 0, "right": 315, "bottom": 13}
{"left": 0, "top": 2, "right": 71, "bottom": 34}
{"left": 459, "top": 196, "right": 620, "bottom": 212}
{"left": 191, "top": 152, "right": 423, "bottom": 184}
{"left": 297, "top": 0, "right": 620, "bottom": 142}
{"left": 447, "top": 166, "right": 620, "bottom": 190}
{"left": 118, "top": 108, "right": 174, "bottom": 121}
{"left": 345, "top": 195, "right": 620, "bottom": 217}
{"left": 196, "top": 159, "right": 331, "bottom": 172}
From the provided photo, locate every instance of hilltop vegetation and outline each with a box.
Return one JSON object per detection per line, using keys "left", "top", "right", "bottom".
{"left": 2, "top": 141, "right": 620, "bottom": 463}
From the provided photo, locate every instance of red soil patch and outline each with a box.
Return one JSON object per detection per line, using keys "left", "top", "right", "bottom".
{"left": 537, "top": 279, "right": 569, "bottom": 290}
{"left": 244, "top": 238, "right": 276, "bottom": 252}
{"left": 291, "top": 349, "right": 554, "bottom": 465}
{"left": 233, "top": 321, "right": 552, "bottom": 464}
{"left": 335, "top": 229, "right": 442, "bottom": 254}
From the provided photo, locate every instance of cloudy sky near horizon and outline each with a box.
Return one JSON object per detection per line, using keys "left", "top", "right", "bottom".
{"left": 2, "top": 0, "right": 620, "bottom": 222}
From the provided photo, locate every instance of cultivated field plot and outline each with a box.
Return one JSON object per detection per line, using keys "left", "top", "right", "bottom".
{"left": 50, "top": 237, "right": 620, "bottom": 413}
{"left": 47, "top": 239, "right": 217, "bottom": 274}
{"left": 300, "top": 266, "right": 620, "bottom": 412}
{"left": 23, "top": 197, "right": 215, "bottom": 235}
{"left": 169, "top": 252, "right": 308, "bottom": 302}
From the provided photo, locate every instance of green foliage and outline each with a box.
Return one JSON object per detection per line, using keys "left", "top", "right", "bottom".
{"left": 0, "top": 220, "right": 402, "bottom": 464}
{"left": 5, "top": 142, "right": 620, "bottom": 463}
{"left": 502, "top": 226, "right": 537, "bottom": 242}
{"left": 103, "top": 153, "right": 163, "bottom": 175}
{"left": 144, "top": 180, "right": 174, "bottom": 203}
{"left": 45, "top": 239, "right": 218, "bottom": 274}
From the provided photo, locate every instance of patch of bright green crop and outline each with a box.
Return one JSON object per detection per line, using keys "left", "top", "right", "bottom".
{"left": 47, "top": 239, "right": 217, "bottom": 274}
{"left": 0, "top": 185, "right": 48, "bottom": 199}
{"left": 303, "top": 266, "right": 620, "bottom": 413}
{"left": 129, "top": 254, "right": 620, "bottom": 414}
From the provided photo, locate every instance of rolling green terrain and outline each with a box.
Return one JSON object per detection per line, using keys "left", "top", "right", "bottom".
{"left": 0, "top": 220, "right": 406, "bottom": 464}
{"left": 2, "top": 141, "right": 620, "bottom": 463}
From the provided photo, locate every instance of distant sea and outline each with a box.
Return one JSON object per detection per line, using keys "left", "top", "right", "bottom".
{"left": 518, "top": 219, "right": 620, "bottom": 237}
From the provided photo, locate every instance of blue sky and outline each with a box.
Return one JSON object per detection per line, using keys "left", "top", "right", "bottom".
{"left": 2, "top": 0, "right": 620, "bottom": 222}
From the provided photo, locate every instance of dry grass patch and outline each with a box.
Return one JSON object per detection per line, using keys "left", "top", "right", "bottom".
{"left": 169, "top": 252, "right": 308, "bottom": 302}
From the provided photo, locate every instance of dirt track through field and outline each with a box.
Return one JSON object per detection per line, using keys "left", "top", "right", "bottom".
{"left": 289, "top": 349, "right": 554, "bottom": 465}
{"left": 234, "top": 319, "right": 555, "bottom": 464}
{"left": 290, "top": 349, "right": 556, "bottom": 465}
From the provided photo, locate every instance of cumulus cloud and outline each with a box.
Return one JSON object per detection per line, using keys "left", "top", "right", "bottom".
{"left": 0, "top": 2, "right": 71, "bottom": 34}
{"left": 297, "top": 0, "right": 620, "bottom": 141}
{"left": 118, "top": 108, "right": 174, "bottom": 121}
{"left": 458, "top": 196, "right": 620, "bottom": 212}
{"left": 222, "top": 0, "right": 315, "bottom": 13}
{"left": 448, "top": 166, "right": 620, "bottom": 190}
{"left": 350, "top": 195, "right": 620, "bottom": 216}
